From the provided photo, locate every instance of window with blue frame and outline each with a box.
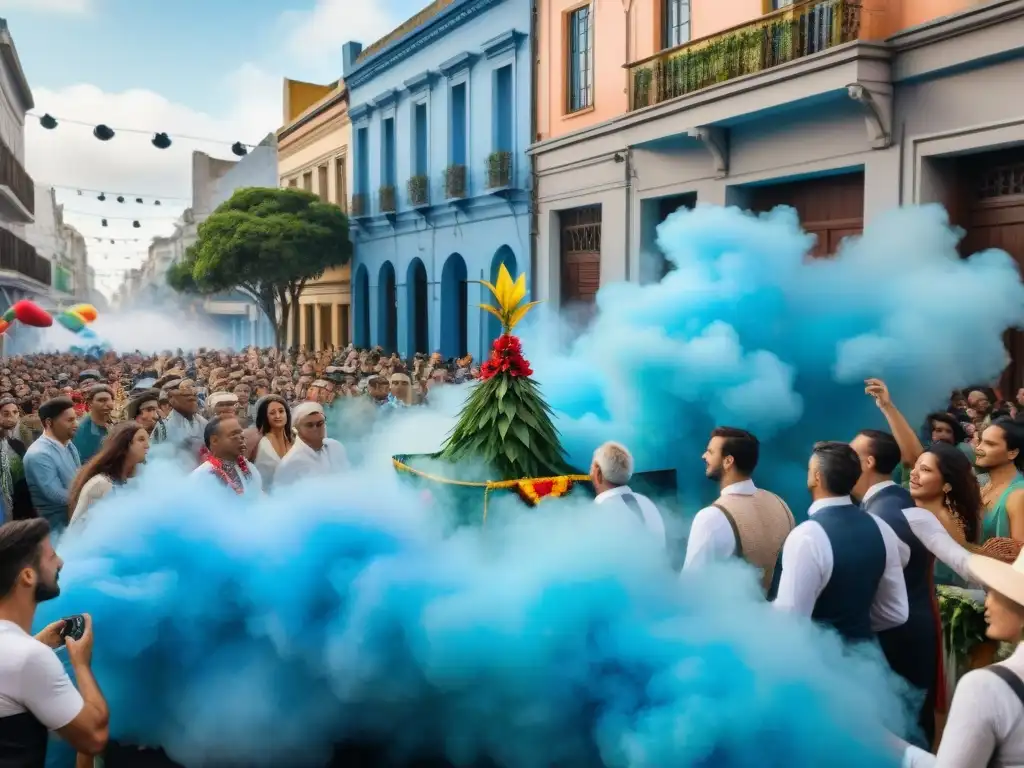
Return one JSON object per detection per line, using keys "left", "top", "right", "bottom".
{"left": 413, "top": 102, "right": 428, "bottom": 176}
{"left": 663, "top": 0, "right": 690, "bottom": 49}
{"left": 493, "top": 65, "right": 513, "bottom": 152}
{"left": 567, "top": 5, "right": 593, "bottom": 113}
{"left": 381, "top": 117, "right": 396, "bottom": 186}
{"left": 356, "top": 126, "right": 370, "bottom": 193}
{"left": 449, "top": 82, "right": 467, "bottom": 165}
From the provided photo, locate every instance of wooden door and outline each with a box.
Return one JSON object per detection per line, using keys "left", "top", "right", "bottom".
{"left": 560, "top": 206, "right": 602, "bottom": 313}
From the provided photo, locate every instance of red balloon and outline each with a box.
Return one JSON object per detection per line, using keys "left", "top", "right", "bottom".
{"left": 0, "top": 319, "right": 8, "bottom": 335}
{"left": 11, "top": 300, "right": 53, "bottom": 327}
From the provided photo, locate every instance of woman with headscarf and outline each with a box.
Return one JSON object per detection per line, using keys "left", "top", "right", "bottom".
{"left": 273, "top": 401, "right": 348, "bottom": 488}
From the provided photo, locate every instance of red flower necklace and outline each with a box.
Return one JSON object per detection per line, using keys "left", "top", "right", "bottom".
{"left": 208, "top": 455, "right": 252, "bottom": 495}
{"left": 480, "top": 334, "right": 533, "bottom": 381}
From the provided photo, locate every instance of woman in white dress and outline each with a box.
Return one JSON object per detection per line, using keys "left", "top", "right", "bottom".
{"left": 66, "top": 421, "right": 150, "bottom": 528}
{"left": 247, "top": 395, "right": 292, "bottom": 491}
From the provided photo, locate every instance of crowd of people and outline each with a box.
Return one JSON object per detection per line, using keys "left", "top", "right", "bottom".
{"left": 2, "top": 344, "right": 1024, "bottom": 766}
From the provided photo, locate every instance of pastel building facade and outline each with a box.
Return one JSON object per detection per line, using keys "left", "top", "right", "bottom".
{"left": 530, "top": 0, "right": 1024, "bottom": 391}
{"left": 343, "top": 0, "right": 532, "bottom": 362}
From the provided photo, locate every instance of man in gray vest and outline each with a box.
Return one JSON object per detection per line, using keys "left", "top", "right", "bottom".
{"left": 590, "top": 441, "right": 666, "bottom": 548}
{"left": 774, "top": 441, "right": 908, "bottom": 643}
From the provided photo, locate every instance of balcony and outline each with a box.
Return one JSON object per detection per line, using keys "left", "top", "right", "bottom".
{"left": 407, "top": 174, "right": 429, "bottom": 207}
{"left": 378, "top": 185, "right": 397, "bottom": 214}
{"left": 627, "top": 0, "right": 862, "bottom": 112}
{"left": 351, "top": 193, "right": 368, "bottom": 218}
{"left": 0, "top": 228, "right": 52, "bottom": 286}
{"left": 486, "top": 151, "right": 512, "bottom": 189}
{"left": 0, "top": 135, "right": 33, "bottom": 223}
{"left": 444, "top": 164, "right": 467, "bottom": 200}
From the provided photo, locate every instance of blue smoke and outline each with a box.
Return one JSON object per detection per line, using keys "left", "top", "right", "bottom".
{"left": 38, "top": 203, "right": 1018, "bottom": 766}
{"left": 41, "top": 467, "right": 905, "bottom": 767}
{"left": 528, "top": 203, "right": 1024, "bottom": 508}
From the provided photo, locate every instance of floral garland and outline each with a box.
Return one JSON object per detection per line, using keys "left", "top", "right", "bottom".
{"left": 207, "top": 455, "right": 252, "bottom": 495}
{"left": 515, "top": 476, "right": 574, "bottom": 506}
{"left": 480, "top": 334, "right": 532, "bottom": 381}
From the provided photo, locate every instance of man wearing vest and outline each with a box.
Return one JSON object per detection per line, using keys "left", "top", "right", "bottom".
{"left": 0, "top": 518, "right": 108, "bottom": 766}
{"left": 683, "top": 427, "right": 794, "bottom": 595}
{"left": 775, "top": 441, "right": 909, "bottom": 643}
{"left": 590, "top": 441, "right": 666, "bottom": 548}
{"left": 852, "top": 428, "right": 939, "bottom": 748}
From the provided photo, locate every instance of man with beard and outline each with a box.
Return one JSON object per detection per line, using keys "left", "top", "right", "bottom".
{"left": 23, "top": 399, "right": 80, "bottom": 535}
{"left": 683, "top": 427, "right": 794, "bottom": 596}
{"left": 0, "top": 519, "right": 109, "bottom": 764}
{"left": 0, "top": 397, "right": 34, "bottom": 521}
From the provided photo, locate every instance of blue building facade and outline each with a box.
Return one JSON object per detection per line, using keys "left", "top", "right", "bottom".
{"left": 343, "top": 0, "right": 531, "bottom": 362}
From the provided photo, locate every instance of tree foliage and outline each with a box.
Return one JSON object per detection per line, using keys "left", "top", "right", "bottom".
{"left": 166, "top": 187, "right": 351, "bottom": 346}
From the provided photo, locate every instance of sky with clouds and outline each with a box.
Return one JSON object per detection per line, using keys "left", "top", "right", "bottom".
{"left": 3, "top": 0, "right": 424, "bottom": 297}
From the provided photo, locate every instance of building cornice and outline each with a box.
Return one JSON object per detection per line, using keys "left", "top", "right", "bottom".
{"left": 887, "top": 0, "right": 1024, "bottom": 50}
{"left": 277, "top": 87, "right": 349, "bottom": 143}
{"left": 0, "top": 20, "right": 33, "bottom": 111}
{"left": 346, "top": 0, "right": 504, "bottom": 91}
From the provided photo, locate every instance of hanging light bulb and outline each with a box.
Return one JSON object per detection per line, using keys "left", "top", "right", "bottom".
{"left": 132, "top": 220, "right": 141, "bottom": 228}
{"left": 109, "top": 239, "right": 115, "bottom": 244}
{"left": 76, "top": 190, "right": 83, "bottom": 196}
{"left": 97, "top": 193, "right": 106, "bottom": 202}
{"left": 101, "top": 219, "right": 108, "bottom": 227}
{"left": 39, "top": 114, "right": 57, "bottom": 130}
{"left": 151, "top": 132, "right": 172, "bottom": 149}
{"left": 154, "top": 200, "right": 161, "bottom": 206}
{"left": 135, "top": 198, "right": 143, "bottom": 204}
{"left": 93, "top": 124, "right": 115, "bottom": 141}
{"left": 116, "top": 196, "right": 125, "bottom": 203}
{"left": 231, "top": 141, "right": 248, "bottom": 157}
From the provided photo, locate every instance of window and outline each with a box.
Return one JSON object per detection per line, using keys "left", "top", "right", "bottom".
{"left": 302, "top": 171, "right": 313, "bottom": 192}
{"left": 663, "top": 0, "right": 690, "bottom": 49}
{"left": 567, "top": 5, "right": 593, "bottom": 113}
{"left": 288, "top": 178, "right": 298, "bottom": 188}
{"left": 449, "top": 82, "right": 467, "bottom": 165}
{"left": 493, "top": 65, "right": 513, "bottom": 151}
{"left": 773, "top": 0, "right": 794, "bottom": 7}
{"left": 413, "top": 102, "right": 428, "bottom": 176}
{"left": 356, "top": 126, "right": 370, "bottom": 194}
{"left": 317, "top": 164, "right": 329, "bottom": 201}
{"left": 381, "top": 117, "right": 396, "bottom": 186}
{"left": 335, "top": 157, "right": 347, "bottom": 211}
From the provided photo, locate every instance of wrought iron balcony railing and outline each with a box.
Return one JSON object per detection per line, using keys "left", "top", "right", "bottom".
{"left": 627, "top": 0, "right": 862, "bottom": 112}
{"left": 0, "top": 228, "right": 52, "bottom": 285}
{"left": 0, "top": 135, "right": 34, "bottom": 216}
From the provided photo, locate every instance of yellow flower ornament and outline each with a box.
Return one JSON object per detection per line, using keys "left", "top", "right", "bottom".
{"left": 479, "top": 264, "right": 541, "bottom": 333}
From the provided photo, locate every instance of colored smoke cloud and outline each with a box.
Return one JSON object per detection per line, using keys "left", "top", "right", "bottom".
{"left": 526, "top": 203, "right": 1024, "bottom": 509}
{"left": 42, "top": 466, "right": 905, "bottom": 767}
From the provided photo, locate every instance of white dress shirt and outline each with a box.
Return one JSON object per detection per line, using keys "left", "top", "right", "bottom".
{"left": 774, "top": 495, "right": 909, "bottom": 630}
{"left": 862, "top": 479, "right": 897, "bottom": 505}
{"left": 191, "top": 460, "right": 263, "bottom": 498}
{"left": 273, "top": 437, "right": 349, "bottom": 488}
{"left": 683, "top": 479, "right": 757, "bottom": 569}
{"left": 594, "top": 485, "right": 666, "bottom": 547}
{"left": 902, "top": 644, "right": 1024, "bottom": 767}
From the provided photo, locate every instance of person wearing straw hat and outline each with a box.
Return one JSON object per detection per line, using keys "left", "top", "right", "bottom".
{"left": 896, "top": 550, "right": 1024, "bottom": 766}
{"left": 273, "top": 402, "right": 348, "bottom": 488}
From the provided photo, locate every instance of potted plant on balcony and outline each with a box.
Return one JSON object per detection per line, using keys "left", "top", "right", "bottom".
{"left": 378, "top": 185, "right": 397, "bottom": 214}
{"left": 486, "top": 151, "right": 512, "bottom": 189}
{"left": 407, "top": 175, "right": 429, "bottom": 207}
{"left": 444, "top": 164, "right": 467, "bottom": 200}
{"left": 350, "top": 193, "right": 367, "bottom": 218}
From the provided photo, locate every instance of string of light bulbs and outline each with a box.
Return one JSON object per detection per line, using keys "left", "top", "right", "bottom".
{"left": 29, "top": 112, "right": 254, "bottom": 156}
{"left": 43, "top": 184, "right": 191, "bottom": 203}
{"left": 62, "top": 209, "right": 178, "bottom": 221}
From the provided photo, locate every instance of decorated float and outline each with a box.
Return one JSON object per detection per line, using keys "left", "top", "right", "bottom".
{"left": 393, "top": 265, "right": 593, "bottom": 521}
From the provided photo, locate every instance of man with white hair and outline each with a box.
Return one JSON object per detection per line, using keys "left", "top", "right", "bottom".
{"left": 274, "top": 401, "right": 349, "bottom": 487}
{"left": 590, "top": 441, "right": 666, "bottom": 546}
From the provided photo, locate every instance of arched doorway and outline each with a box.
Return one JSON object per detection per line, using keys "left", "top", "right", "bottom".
{"left": 406, "top": 258, "right": 429, "bottom": 357}
{"left": 353, "top": 264, "right": 370, "bottom": 348}
{"left": 440, "top": 253, "right": 468, "bottom": 359}
{"left": 377, "top": 261, "right": 397, "bottom": 353}
{"left": 487, "top": 246, "right": 518, "bottom": 344}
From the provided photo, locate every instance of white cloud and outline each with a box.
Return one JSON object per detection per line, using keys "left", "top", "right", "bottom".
{"left": 24, "top": 66, "right": 281, "bottom": 297}
{"left": 281, "top": 0, "right": 402, "bottom": 69}
{"left": 2, "top": 0, "right": 91, "bottom": 13}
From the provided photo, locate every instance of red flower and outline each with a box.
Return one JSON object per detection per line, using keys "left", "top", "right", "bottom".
{"left": 479, "top": 334, "right": 533, "bottom": 381}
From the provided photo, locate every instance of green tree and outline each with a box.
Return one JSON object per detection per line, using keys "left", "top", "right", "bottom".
{"left": 166, "top": 186, "right": 351, "bottom": 347}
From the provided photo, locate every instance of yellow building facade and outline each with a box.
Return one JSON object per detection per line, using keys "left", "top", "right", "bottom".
{"left": 276, "top": 78, "right": 352, "bottom": 350}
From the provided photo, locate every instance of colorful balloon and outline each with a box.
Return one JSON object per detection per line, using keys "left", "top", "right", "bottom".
{"left": 0, "top": 319, "right": 9, "bottom": 335}
{"left": 57, "top": 313, "right": 87, "bottom": 333}
{"left": 69, "top": 304, "right": 98, "bottom": 323}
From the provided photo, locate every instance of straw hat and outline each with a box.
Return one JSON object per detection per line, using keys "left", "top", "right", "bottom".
{"left": 970, "top": 550, "right": 1024, "bottom": 606}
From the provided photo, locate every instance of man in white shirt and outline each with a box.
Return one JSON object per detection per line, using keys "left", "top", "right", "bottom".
{"left": 774, "top": 441, "right": 909, "bottom": 642}
{"left": 590, "top": 441, "right": 666, "bottom": 547}
{"left": 0, "top": 518, "right": 108, "bottom": 764}
{"left": 274, "top": 402, "right": 349, "bottom": 487}
{"left": 683, "top": 427, "right": 794, "bottom": 594}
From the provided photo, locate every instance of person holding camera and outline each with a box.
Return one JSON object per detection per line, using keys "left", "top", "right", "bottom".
{"left": 0, "top": 518, "right": 108, "bottom": 766}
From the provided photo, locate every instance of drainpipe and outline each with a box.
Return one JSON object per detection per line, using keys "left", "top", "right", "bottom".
{"left": 529, "top": 0, "right": 539, "bottom": 299}
{"left": 623, "top": 0, "right": 633, "bottom": 282}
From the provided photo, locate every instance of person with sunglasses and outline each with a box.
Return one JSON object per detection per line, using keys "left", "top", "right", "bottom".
{"left": 272, "top": 401, "right": 348, "bottom": 488}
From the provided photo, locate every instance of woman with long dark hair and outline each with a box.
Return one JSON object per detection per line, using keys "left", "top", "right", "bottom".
{"left": 249, "top": 395, "right": 292, "bottom": 490}
{"left": 67, "top": 421, "right": 150, "bottom": 528}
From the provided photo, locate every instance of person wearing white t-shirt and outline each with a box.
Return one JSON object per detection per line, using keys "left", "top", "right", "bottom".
{"left": 0, "top": 518, "right": 108, "bottom": 766}
{"left": 590, "top": 441, "right": 666, "bottom": 547}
